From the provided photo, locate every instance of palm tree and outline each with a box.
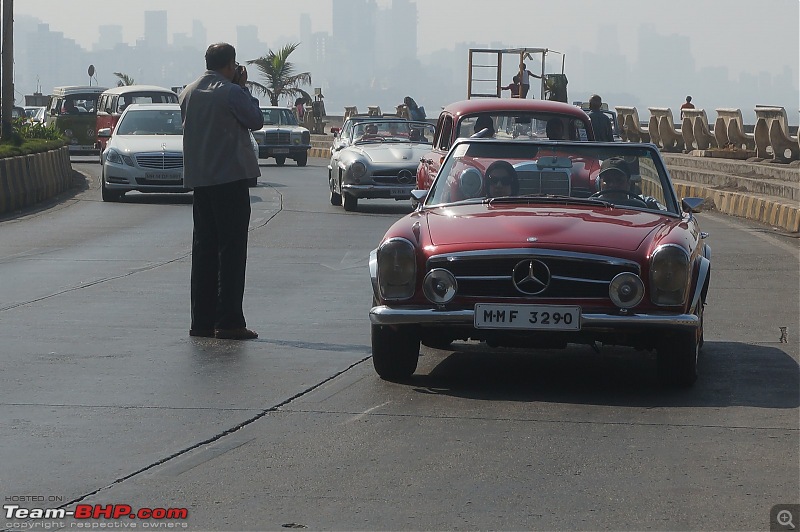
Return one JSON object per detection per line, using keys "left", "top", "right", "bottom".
{"left": 246, "top": 43, "right": 312, "bottom": 106}
{"left": 113, "top": 72, "right": 135, "bottom": 87}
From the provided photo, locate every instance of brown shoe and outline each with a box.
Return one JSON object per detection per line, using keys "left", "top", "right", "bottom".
{"left": 214, "top": 327, "right": 258, "bottom": 340}
{"left": 189, "top": 329, "right": 215, "bottom": 338}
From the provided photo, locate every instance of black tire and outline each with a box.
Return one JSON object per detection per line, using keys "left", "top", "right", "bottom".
{"left": 101, "top": 175, "right": 123, "bottom": 202}
{"left": 371, "top": 324, "right": 419, "bottom": 380}
{"left": 275, "top": 156, "right": 286, "bottom": 167}
{"left": 329, "top": 176, "right": 342, "bottom": 206}
{"left": 295, "top": 152, "right": 308, "bottom": 167}
{"left": 343, "top": 192, "right": 358, "bottom": 211}
{"left": 657, "top": 327, "right": 699, "bottom": 388}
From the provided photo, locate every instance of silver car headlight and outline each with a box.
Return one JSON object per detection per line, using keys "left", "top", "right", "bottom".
{"left": 650, "top": 244, "right": 690, "bottom": 305}
{"left": 377, "top": 238, "right": 417, "bottom": 300}
{"left": 423, "top": 269, "right": 457, "bottom": 305}
{"left": 609, "top": 272, "right": 644, "bottom": 309}
{"left": 350, "top": 161, "right": 367, "bottom": 179}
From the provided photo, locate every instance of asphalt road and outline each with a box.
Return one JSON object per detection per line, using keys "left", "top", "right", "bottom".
{"left": 1, "top": 158, "right": 798, "bottom": 531}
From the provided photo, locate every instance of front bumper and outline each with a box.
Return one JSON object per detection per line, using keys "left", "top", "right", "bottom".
{"left": 369, "top": 305, "right": 700, "bottom": 330}
{"left": 258, "top": 145, "right": 311, "bottom": 158}
{"left": 342, "top": 184, "right": 415, "bottom": 200}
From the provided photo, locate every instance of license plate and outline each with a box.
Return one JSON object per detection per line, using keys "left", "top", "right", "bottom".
{"left": 272, "top": 148, "right": 289, "bottom": 154}
{"left": 474, "top": 303, "right": 581, "bottom": 330}
{"left": 390, "top": 188, "right": 409, "bottom": 197}
{"left": 145, "top": 172, "right": 181, "bottom": 181}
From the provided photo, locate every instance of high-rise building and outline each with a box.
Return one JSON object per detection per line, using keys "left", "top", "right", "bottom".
{"left": 94, "top": 25, "right": 123, "bottom": 51}
{"left": 144, "top": 11, "right": 168, "bottom": 48}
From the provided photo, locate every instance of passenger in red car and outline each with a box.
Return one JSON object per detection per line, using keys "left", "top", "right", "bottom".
{"left": 597, "top": 157, "right": 633, "bottom": 196}
{"left": 485, "top": 160, "right": 519, "bottom": 198}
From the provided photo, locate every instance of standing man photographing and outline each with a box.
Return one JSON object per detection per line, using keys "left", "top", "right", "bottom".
{"left": 180, "top": 43, "right": 264, "bottom": 340}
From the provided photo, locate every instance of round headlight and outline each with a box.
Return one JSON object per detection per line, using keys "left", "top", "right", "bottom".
{"left": 609, "top": 272, "right": 644, "bottom": 308}
{"left": 423, "top": 269, "right": 457, "bottom": 304}
{"left": 350, "top": 161, "right": 367, "bottom": 179}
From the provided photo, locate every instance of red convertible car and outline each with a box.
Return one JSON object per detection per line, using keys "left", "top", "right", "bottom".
{"left": 370, "top": 138, "right": 711, "bottom": 387}
{"left": 416, "top": 99, "right": 595, "bottom": 192}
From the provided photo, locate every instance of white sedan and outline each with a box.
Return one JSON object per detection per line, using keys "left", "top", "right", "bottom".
{"left": 98, "top": 103, "right": 187, "bottom": 202}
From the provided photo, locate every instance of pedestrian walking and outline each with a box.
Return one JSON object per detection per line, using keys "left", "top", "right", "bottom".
{"left": 179, "top": 42, "right": 264, "bottom": 340}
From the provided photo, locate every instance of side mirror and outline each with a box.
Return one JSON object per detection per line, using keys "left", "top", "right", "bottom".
{"left": 97, "top": 128, "right": 112, "bottom": 138}
{"left": 681, "top": 197, "right": 705, "bottom": 213}
{"left": 330, "top": 127, "right": 341, "bottom": 136}
{"left": 410, "top": 189, "right": 428, "bottom": 203}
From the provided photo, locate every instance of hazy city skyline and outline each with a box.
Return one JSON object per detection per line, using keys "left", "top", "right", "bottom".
{"left": 12, "top": 0, "right": 800, "bottom": 125}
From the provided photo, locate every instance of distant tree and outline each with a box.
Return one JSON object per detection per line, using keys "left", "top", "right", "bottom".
{"left": 246, "top": 43, "right": 312, "bottom": 106}
{"left": 113, "top": 72, "right": 135, "bottom": 87}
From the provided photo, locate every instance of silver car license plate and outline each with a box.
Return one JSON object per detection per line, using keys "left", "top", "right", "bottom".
{"left": 390, "top": 188, "right": 409, "bottom": 197}
{"left": 474, "top": 303, "right": 581, "bottom": 330}
{"left": 272, "top": 148, "right": 289, "bottom": 154}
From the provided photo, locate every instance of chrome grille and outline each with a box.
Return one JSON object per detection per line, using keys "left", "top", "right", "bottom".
{"left": 427, "top": 249, "right": 640, "bottom": 299}
{"left": 264, "top": 132, "right": 290, "bottom": 144}
{"left": 135, "top": 152, "right": 183, "bottom": 170}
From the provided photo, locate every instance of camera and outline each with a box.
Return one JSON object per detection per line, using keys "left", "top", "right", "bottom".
{"left": 232, "top": 65, "right": 245, "bottom": 85}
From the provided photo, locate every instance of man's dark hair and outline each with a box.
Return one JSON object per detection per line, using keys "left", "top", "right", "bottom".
{"left": 589, "top": 94, "right": 602, "bottom": 111}
{"left": 205, "top": 43, "right": 236, "bottom": 71}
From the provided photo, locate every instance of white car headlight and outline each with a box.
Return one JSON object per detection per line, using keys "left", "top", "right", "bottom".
{"left": 349, "top": 161, "right": 367, "bottom": 179}
{"left": 105, "top": 149, "right": 124, "bottom": 165}
{"left": 377, "top": 238, "right": 417, "bottom": 300}
{"left": 650, "top": 244, "right": 690, "bottom": 305}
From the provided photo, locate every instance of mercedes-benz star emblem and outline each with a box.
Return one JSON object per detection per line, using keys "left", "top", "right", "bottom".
{"left": 512, "top": 259, "right": 551, "bottom": 295}
{"left": 397, "top": 169, "right": 414, "bottom": 184}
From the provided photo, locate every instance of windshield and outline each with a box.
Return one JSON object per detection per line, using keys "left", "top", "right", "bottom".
{"left": 457, "top": 112, "right": 591, "bottom": 141}
{"left": 425, "top": 139, "right": 679, "bottom": 214}
{"left": 261, "top": 108, "right": 298, "bottom": 126}
{"left": 116, "top": 109, "right": 183, "bottom": 135}
{"left": 351, "top": 120, "right": 435, "bottom": 144}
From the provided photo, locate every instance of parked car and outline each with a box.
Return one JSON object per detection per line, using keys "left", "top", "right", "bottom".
{"left": 95, "top": 85, "right": 178, "bottom": 151}
{"left": 98, "top": 103, "right": 187, "bottom": 202}
{"left": 330, "top": 114, "right": 408, "bottom": 155}
{"left": 416, "top": 99, "right": 595, "bottom": 191}
{"left": 328, "top": 119, "right": 436, "bottom": 211}
{"left": 23, "top": 106, "right": 46, "bottom": 124}
{"left": 251, "top": 106, "right": 311, "bottom": 166}
{"left": 370, "top": 138, "right": 711, "bottom": 387}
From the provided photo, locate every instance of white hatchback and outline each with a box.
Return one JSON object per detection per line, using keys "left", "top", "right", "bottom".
{"left": 98, "top": 103, "right": 187, "bottom": 202}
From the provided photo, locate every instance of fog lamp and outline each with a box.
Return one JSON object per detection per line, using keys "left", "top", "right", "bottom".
{"left": 423, "top": 269, "right": 457, "bottom": 304}
{"left": 609, "top": 272, "right": 644, "bottom": 308}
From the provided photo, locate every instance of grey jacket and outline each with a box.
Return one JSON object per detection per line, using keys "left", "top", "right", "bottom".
{"left": 179, "top": 70, "right": 263, "bottom": 188}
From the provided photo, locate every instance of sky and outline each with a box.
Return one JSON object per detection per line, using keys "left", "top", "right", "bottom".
{"left": 14, "top": 0, "right": 800, "bottom": 82}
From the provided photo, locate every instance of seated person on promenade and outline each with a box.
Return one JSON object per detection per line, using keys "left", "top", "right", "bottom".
{"left": 485, "top": 160, "right": 519, "bottom": 198}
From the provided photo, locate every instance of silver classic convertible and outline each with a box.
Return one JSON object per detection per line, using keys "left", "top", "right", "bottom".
{"left": 328, "top": 119, "right": 436, "bottom": 211}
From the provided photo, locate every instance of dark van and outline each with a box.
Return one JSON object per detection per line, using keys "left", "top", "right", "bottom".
{"left": 95, "top": 85, "right": 178, "bottom": 151}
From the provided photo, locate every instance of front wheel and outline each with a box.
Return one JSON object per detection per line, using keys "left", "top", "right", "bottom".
{"left": 372, "top": 324, "right": 420, "bottom": 380}
{"left": 343, "top": 192, "right": 358, "bottom": 211}
{"left": 275, "top": 156, "right": 286, "bottom": 167}
{"left": 657, "top": 328, "right": 699, "bottom": 388}
{"left": 329, "top": 176, "right": 342, "bottom": 206}
{"left": 295, "top": 152, "right": 308, "bottom": 167}
{"left": 101, "top": 175, "right": 123, "bottom": 202}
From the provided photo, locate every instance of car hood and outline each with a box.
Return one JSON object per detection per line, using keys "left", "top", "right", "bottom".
{"left": 108, "top": 135, "right": 183, "bottom": 153}
{"left": 353, "top": 143, "right": 428, "bottom": 164}
{"left": 424, "top": 204, "right": 670, "bottom": 252}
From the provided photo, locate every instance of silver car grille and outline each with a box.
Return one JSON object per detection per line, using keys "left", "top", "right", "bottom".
{"left": 372, "top": 169, "right": 417, "bottom": 185}
{"left": 264, "top": 132, "right": 290, "bottom": 144}
{"left": 427, "top": 249, "right": 640, "bottom": 299}
{"left": 135, "top": 152, "right": 183, "bottom": 170}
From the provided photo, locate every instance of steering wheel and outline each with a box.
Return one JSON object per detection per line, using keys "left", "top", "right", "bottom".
{"left": 589, "top": 190, "right": 648, "bottom": 207}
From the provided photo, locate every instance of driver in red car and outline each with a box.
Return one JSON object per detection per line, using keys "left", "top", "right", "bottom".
{"left": 597, "top": 157, "right": 663, "bottom": 209}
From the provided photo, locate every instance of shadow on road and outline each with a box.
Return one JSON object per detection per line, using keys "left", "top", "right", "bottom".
{"left": 407, "top": 341, "right": 799, "bottom": 409}
{"left": 116, "top": 193, "right": 193, "bottom": 205}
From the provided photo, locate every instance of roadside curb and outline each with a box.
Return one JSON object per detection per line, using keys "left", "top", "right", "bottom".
{"left": 0, "top": 147, "right": 72, "bottom": 215}
{"left": 673, "top": 180, "right": 800, "bottom": 232}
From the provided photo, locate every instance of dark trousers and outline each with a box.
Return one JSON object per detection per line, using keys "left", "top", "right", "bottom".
{"left": 190, "top": 179, "right": 251, "bottom": 331}
{"left": 521, "top": 84, "right": 530, "bottom": 98}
